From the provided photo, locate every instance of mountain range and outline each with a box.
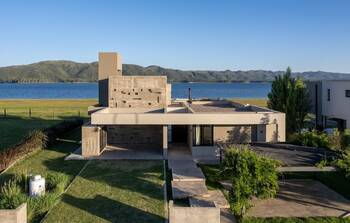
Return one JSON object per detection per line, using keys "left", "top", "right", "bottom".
{"left": 1, "top": 60, "right": 350, "bottom": 83}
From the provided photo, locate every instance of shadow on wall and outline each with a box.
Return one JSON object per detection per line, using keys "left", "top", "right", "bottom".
{"left": 62, "top": 194, "right": 165, "bottom": 223}
{"left": 227, "top": 126, "right": 251, "bottom": 144}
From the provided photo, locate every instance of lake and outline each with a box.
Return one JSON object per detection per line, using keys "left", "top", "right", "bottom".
{"left": 0, "top": 82, "right": 271, "bottom": 99}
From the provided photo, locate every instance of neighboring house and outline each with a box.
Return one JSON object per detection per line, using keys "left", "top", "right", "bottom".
{"left": 81, "top": 52, "right": 286, "bottom": 158}
{"left": 307, "top": 80, "right": 350, "bottom": 130}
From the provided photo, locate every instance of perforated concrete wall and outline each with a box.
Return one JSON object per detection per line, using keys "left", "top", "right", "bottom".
{"left": 108, "top": 76, "right": 168, "bottom": 108}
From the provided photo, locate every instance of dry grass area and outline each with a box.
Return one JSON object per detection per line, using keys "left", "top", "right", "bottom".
{"left": 231, "top": 98, "right": 267, "bottom": 107}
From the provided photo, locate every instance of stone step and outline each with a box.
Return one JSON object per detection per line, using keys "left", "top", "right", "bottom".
{"left": 189, "top": 197, "right": 216, "bottom": 207}
{"left": 172, "top": 167, "right": 206, "bottom": 182}
{"left": 220, "top": 209, "right": 237, "bottom": 223}
{"left": 172, "top": 181, "right": 209, "bottom": 199}
{"left": 193, "top": 190, "right": 230, "bottom": 209}
{"left": 168, "top": 159, "right": 198, "bottom": 169}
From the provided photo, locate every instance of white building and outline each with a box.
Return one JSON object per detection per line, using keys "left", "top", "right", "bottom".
{"left": 307, "top": 80, "right": 350, "bottom": 130}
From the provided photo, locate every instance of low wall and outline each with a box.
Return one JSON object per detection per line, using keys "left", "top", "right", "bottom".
{"left": 169, "top": 201, "right": 220, "bottom": 223}
{"left": 0, "top": 203, "right": 27, "bottom": 223}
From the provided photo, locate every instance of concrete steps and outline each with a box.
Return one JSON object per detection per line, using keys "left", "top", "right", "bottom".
{"left": 172, "top": 167, "right": 206, "bottom": 182}
{"left": 172, "top": 181, "right": 209, "bottom": 199}
{"left": 192, "top": 190, "right": 230, "bottom": 209}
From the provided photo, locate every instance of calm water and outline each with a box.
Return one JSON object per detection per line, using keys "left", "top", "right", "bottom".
{"left": 0, "top": 82, "right": 271, "bottom": 99}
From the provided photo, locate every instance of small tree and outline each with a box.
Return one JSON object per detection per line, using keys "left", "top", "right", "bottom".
{"left": 222, "top": 146, "right": 279, "bottom": 216}
{"left": 268, "top": 67, "right": 310, "bottom": 133}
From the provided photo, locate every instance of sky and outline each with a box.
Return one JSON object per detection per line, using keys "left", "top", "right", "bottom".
{"left": 0, "top": 0, "right": 350, "bottom": 73}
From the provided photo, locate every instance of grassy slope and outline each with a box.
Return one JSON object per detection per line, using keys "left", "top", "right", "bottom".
{"left": 0, "top": 99, "right": 96, "bottom": 150}
{"left": 0, "top": 128, "right": 87, "bottom": 222}
{"left": 44, "top": 160, "right": 165, "bottom": 223}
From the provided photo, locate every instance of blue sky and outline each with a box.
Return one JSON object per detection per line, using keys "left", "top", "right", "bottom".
{"left": 0, "top": 0, "right": 350, "bottom": 73}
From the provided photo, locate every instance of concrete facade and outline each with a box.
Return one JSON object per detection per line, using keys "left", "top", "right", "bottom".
{"left": 307, "top": 80, "right": 350, "bottom": 130}
{"left": 81, "top": 52, "right": 286, "bottom": 158}
{"left": 109, "top": 76, "right": 168, "bottom": 108}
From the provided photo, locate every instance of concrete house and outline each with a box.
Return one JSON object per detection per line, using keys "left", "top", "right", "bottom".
{"left": 307, "top": 80, "right": 350, "bottom": 130}
{"left": 81, "top": 52, "right": 286, "bottom": 160}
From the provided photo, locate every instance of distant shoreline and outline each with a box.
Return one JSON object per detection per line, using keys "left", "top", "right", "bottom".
{"left": 0, "top": 81, "right": 273, "bottom": 84}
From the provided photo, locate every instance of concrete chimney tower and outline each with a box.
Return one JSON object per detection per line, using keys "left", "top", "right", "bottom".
{"left": 98, "top": 52, "right": 122, "bottom": 106}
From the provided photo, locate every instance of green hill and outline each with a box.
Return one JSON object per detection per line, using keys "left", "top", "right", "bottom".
{"left": 0, "top": 60, "right": 349, "bottom": 83}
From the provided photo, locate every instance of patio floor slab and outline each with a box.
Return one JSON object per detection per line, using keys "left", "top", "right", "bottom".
{"left": 247, "top": 179, "right": 350, "bottom": 218}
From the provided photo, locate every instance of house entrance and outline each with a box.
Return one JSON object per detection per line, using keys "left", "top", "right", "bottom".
{"left": 171, "top": 125, "right": 188, "bottom": 143}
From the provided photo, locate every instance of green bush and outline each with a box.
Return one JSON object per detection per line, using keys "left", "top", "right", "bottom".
{"left": 0, "top": 118, "right": 83, "bottom": 172}
{"left": 335, "top": 151, "right": 350, "bottom": 179}
{"left": 46, "top": 173, "right": 69, "bottom": 194}
{"left": 289, "top": 130, "right": 329, "bottom": 148}
{"left": 290, "top": 128, "right": 350, "bottom": 152}
{"left": 0, "top": 172, "right": 70, "bottom": 222}
{"left": 222, "top": 145, "right": 279, "bottom": 216}
{"left": 0, "top": 179, "right": 26, "bottom": 209}
{"left": 0, "top": 130, "right": 47, "bottom": 172}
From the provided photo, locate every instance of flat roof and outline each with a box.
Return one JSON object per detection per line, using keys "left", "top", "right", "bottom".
{"left": 187, "top": 100, "right": 272, "bottom": 113}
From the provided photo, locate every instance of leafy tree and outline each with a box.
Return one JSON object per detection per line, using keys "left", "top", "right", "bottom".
{"left": 268, "top": 67, "right": 311, "bottom": 133}
{"left": 222, "top": 146, "right": 279, "bottom": 216}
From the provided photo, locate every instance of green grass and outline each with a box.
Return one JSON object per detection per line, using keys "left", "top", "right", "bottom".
{"left": 0, "top": 128, "right": 87, "bottom": 222}
{"left": 198, "top": 164, "right": 225, "bottom": 190}
{"left": 44, "top": 160, "right": 165, "bottom": 223}
{"left": 0, "top": 99, "right": 96, "bottom": 150}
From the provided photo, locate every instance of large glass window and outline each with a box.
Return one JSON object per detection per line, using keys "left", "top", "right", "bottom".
{"left": 345, "top": 90, "right": 350, "bottom": 98}
{"left": 327, "top": 89, "right": 331, "bottom": 101}
{"left": 193, "top": 125, "right": 213, "bottom": 146}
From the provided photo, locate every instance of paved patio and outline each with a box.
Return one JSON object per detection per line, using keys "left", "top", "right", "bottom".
{"left": 247, "top": 179, "right": 350, "bottom": 218}
{"left": 66, "top": 144, "right": 163, "bottom": 160}
{"left": 249, "top": 145, "right": 333, "bottom": 166}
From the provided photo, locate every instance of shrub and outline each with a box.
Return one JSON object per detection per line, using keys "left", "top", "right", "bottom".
{"left": 0, "top": 118, "right": 83, "bottom": 172}
{"left": 46, "top": 173, "right": 69, "bottom": 194}
{"left": 341, "top": 129, "right": 350, "bottom": 152}
{"left": 0, "top": 179, "right": 26, "bottom": 209}
{"left": 335, "top": 151, "right": 350, "bottom": 179}
{"left": 0, "top": 130, "right": 47, "bottom": 172}
{"left": 289, "top": 130, "right": 329, "bottom": 148}
{"left": 222, "top": 145, "right": 279, "bottom": 216}
{"left": 328, "top": 129, "right": 342, "bottom": 151}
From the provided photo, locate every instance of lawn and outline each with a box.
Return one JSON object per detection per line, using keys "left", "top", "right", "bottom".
{"left": 0, "top": 99, "right": 96, "bottom": 150}
{"left": 44, "top": 160, "right": 165, "bottom": 223}
{"left": 0, "top": 128, "right": 87, "bottom": 222}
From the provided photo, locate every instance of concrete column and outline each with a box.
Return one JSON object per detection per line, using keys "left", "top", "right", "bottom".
{"left": 82, "top": 124, "right": 103, "bottom": 157}
{"left": 98, "top": 52, "right": 122, "bottom": 107}
{"left": 163, "top": 125, "right": 168, "bottom": 158}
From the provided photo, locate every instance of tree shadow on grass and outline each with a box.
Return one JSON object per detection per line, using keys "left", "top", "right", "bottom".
{"left": 0, "top": 128, "right": 85, "bottom": 186}
{"left": 61, "top": 194, "right": 164, "bottom": 223}
{"left": 76, "top": 160, "right": 165, "bottom": 201}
